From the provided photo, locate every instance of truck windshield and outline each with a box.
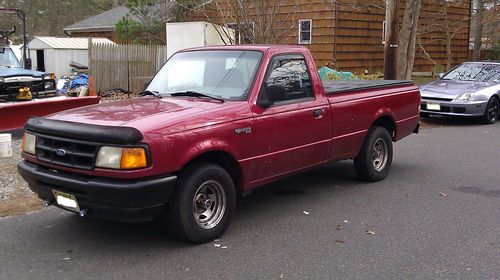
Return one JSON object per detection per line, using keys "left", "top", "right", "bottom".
{"left": 147, "top": 50, "right": 263, "bottom": 100}
{"left": 0, "top": 47, "right": 22, "bottom": 68}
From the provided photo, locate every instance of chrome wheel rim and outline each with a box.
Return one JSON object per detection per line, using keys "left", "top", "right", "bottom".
{"left": 487, "top": 99, "right": 498, "bottom": 121}
{"left": 372, "top": 138, "right": 388, "bottom": 171}
{"left": 192, "top": 180, "right": 226, "bottom": 230}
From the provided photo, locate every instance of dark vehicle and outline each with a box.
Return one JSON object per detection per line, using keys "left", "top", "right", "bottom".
{"left": 0, "top": 46, "right": 57, "bottom": 102}
{"left": 420, "top": 61, "right": 500, "bottom": 124}
{"left": 0, "top": 8, "right": 57, "bottom": 102}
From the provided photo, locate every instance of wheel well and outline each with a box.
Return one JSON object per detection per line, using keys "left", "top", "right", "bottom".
{"left": 183, "top": 151, "right": 243, "bottom": 193}
{"left": 372, "top": 116, "right": 396, "bottom": 139}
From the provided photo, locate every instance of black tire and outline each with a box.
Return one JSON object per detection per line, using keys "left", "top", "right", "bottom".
{"left": 354, "top": 126, "right": 393, "bottom": 182}
{"left": 167, "top": 163, "right": 236, "bottom": 243}
{"left": 482, "top": 97, "right": 499, "bottom": 124}
{"left": 420, "top": 112, "right": 430, "bottom": 118}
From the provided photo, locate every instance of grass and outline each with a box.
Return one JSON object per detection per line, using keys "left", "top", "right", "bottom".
{"left": 412, "top": 76, "right": 435, "bottom": 85}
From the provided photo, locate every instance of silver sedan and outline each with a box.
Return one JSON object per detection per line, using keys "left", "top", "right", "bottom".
{"left": 420, "top": 61, "right": 500, "bottom": 124}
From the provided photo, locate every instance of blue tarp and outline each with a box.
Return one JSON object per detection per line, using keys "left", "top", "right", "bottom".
{"left": 69, "top": 74, "right": 88, "bottom": 89}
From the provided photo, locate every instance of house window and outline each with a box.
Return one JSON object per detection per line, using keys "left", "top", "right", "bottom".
{"left": 227, "top": 22, "right": 255, "bottom": 44}
{"left": 298, "top": 19, "right": 312, "bottom": 45}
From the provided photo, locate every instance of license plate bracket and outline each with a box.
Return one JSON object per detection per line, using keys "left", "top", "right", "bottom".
{"left": 52, "top": 190, "right": 80, "bottom": 212}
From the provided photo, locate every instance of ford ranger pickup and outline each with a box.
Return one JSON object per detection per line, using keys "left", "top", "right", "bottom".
{"left": 18, "top": 45, "right": 420, "bottom": 243}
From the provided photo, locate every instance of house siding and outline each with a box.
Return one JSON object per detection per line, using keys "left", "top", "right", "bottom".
{"left": 203, "top": 0, "right": 471, "bottom": 74}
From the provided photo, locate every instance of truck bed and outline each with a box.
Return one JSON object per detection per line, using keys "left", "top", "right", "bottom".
{"left": 323, "top": 80, "right": 414, "bottom": 95}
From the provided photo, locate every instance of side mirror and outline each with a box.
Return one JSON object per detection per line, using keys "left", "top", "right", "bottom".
{"left": 438, "top": 73, "right": 445, "bottom": 79}
{"left": 24, "top": 58, "right": 32, "bottom": 70}
{"left": 257, "top": 83, "right": 273, "bottom": 108}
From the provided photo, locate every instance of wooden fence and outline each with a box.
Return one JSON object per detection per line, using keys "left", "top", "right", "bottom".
{"left": 89, "top": 41, "right": 168, "bottom": 94}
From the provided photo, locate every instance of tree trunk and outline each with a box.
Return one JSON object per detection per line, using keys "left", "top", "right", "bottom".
{"left": 405, "top": 0, "right": 422, "bottom": 79}
{"left": 397, "top": 0, "right": 422, "bottom": 80}
{"left": 384, "top": 0, "right": 398, "bottom": 80}
{"left": 473, "top": 0, "right": 485, "bottom": 60}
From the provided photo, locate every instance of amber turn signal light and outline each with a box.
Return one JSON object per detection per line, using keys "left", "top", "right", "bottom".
{"left": 120, "top": 148, "right": 147, "bottom": 169}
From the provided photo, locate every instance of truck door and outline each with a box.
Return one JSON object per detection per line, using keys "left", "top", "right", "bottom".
{"left": 250, "top": 54, "right": 331, "bottom": 181}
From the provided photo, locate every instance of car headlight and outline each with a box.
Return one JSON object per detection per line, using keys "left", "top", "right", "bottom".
{"left": 44, "top": 81, "right": 54, "bottom": 90}
{"left": 21, "top": 132, "right": 36, "bottom": 155}
{"left": 95, "top": 146, "right": 148, "bottom": 169}
{"left": 455, "top": 92, "right": 472, "bottom": 102}
{"left": 42, "top": 73, "right": 56, "bottom": 80}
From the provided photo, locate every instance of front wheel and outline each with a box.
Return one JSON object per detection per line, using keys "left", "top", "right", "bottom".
{"left": 482, "top": 97, "right": 499, "bottom": 124}
{"left": 354, "top": 126, "right": 393, "bottom": 182}
{"left": 167, "top": 163, "right": 236, "bottom": 243}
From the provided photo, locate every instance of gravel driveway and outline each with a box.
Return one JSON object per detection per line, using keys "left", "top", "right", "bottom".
{"left": 0, "top": 138, "right": 41, "bottom": 217}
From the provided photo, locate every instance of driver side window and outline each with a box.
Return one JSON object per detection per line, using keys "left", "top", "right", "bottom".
{"left": 265, "top": 56, "right": 313, "bottom": 103}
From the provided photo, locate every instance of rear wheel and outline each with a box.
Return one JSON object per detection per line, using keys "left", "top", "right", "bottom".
{"left": 354, "top": 126, "right": 393, "bottom": 182}
{"left": 167, "top": 163, "right": 236, "bottom": 243}
{"left": 482, "top": 97, "right": 499, "bottom": 124}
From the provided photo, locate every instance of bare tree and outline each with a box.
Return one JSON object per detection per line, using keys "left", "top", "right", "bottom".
{"left": 396, "top": 0, "right": 422, "bottom": 79}
{"left": 418, "top": 0, "right": 470, "bottom": 70}
{"left": 195, "top": 0, "right": 300, "bottom": 45}
{"left": 473, "top": 0, "right": 485, "bottom": 59}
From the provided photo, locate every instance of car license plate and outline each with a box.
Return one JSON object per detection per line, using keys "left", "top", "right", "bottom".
{"left": 427, "top": 102, "right": 441, "bottom": 111}
{"left": 52, "top": 190, "right": 80, "bottom": 212}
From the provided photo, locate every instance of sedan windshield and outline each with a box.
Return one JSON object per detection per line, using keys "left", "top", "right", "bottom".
{"left": 0, "top": 48, "right": 22, "bottom": 68}
{"left": 442, "top": 63, "right": 500, "bottom": 82}
{"left": 147, "top": 50, "right": 263, "bottom": 100}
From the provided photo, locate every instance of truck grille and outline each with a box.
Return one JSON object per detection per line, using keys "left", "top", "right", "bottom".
{"left": 35, "top": 134, "right": 99, "bottom": 170}
{"left": 0, "top": 81, "right": 55, "bottom": 102}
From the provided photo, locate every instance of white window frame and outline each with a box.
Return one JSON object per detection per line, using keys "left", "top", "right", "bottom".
{"left": 298, "top": 19, "right": 312, "bottom": 45}
{"left": 227, "top": 22, "right": 255, "bottom": 44}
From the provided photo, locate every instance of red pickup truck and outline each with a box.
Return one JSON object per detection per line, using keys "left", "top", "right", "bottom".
{"left": 18, "top": 45, "right": 420, "bottom": 243}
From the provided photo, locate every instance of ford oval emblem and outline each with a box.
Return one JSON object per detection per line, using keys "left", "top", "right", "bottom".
{"left": 55, "top": 148, "right": 67, "bottom": 156}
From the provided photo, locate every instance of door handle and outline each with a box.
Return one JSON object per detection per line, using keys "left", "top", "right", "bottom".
{"left": 313, "top": 108, "right": 325, "bottom": 118}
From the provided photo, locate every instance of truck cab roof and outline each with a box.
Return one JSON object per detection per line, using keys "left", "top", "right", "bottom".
{"left": 180, "top": 44, "right": 309, "bottom": 53}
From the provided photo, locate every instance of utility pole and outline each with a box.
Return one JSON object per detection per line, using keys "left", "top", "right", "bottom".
{"left": 384, "top": 0, "right": 398, "bottom": 80}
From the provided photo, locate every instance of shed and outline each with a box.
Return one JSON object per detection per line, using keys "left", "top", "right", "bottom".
{"left": 28, "top": 36, "right": 115, "bottom": 77}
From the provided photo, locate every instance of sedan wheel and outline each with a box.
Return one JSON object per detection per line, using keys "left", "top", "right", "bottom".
{"left": 483, "top": 97, "right": 499, "bottom": 124}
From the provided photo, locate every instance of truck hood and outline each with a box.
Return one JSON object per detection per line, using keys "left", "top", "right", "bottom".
{"left": 420, "top": 79, "right": 493, "bottom": 99}
{"left": 46, "top": 97, "right": 251, "bottom": 137}
{"left": 0, "top": 67, "right": 45, "bottom": 78}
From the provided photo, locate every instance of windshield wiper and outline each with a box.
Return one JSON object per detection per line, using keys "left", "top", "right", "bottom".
{"left": 139, "top": 90, "right": 163, "bottom": 98}
{"left": 170, "top": 91, "right": 224, "bottom": 103}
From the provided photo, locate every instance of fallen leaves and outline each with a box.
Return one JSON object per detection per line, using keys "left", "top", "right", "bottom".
{"left": 366, "top": 230, "right": 376, "bottom": 235}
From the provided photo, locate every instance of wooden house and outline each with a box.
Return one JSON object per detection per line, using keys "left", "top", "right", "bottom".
{"left": 201, "top": 0, "right": 471, "bottom": 74}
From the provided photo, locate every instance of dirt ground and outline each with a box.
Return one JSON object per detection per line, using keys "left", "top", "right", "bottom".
{"left": 0, "top": 139, "right": 43, "bottom": 218}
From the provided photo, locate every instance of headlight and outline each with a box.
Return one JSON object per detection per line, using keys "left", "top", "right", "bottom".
{"left": 44, "top": 81, "right": 54, "bottom": 90}
{"left": 21, "top": 132, "right": 36, "bottom": 155}
{"left": 455, "top": 92, "right": 472, "bottom": 102}
{"left": 95, "top": 146, "right": 148, "bottom": 169}
{"left": 42, "top": 73, "right": 55, "bottom": 80}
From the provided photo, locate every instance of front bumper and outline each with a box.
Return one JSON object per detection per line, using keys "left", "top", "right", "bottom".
{"left": 420, "top": 98, "right": 487, "bottom": 117}
{"left": 18, "top": 160, "right": 177, "bottom": 223}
